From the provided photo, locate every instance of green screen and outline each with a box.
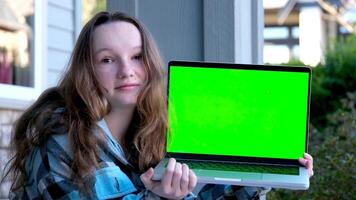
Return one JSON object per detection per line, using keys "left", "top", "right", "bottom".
{"left": 167, "top": 66, "right": 309, "bottom": 159}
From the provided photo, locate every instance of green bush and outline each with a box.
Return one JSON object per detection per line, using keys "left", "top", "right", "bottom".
{"left": 324, "top": 36, "right": 356, "bottom": 95}
{"left": 311, "top": 35, "right": 356, "bottom": 128}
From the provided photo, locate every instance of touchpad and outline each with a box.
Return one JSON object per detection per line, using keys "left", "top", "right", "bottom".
{"left": 196, "top": 169, "right": 263, "bottom": 180}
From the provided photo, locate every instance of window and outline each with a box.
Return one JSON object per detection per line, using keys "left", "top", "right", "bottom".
{"left": 0, "top": 0, "right": 34, "bottom": 87}
{"left": 263, "top": 25, "right": 299, "bottom": 64}
{"left": 0, "top": 0, "right": 45, "bottom": 109}
{"left": 292, "top": 27, "right": 299, "bottom": 38}
{"left": 264, "top": 27, "right": 289, "bottom": 39}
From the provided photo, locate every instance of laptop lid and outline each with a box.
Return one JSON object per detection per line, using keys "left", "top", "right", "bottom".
{"left": 166, "top": 61, "right": 311, "bottom": 166}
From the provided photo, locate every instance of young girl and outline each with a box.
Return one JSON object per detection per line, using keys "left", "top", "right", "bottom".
{"left": 6, "top": 11, "right": 196, "bottom": 199}
{"left": 5, "top": 11, "right": 313, "bottom": 199}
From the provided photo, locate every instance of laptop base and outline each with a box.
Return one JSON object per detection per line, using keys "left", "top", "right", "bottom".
{"left": 153, "top": 158, "right": 309, "bottom": 190}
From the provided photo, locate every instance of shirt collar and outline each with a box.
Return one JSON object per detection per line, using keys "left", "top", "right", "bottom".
{"left": 96, "top": 118, "right": 129, "bottom": 165}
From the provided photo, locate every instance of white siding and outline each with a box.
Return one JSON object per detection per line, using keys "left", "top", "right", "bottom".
{"left": 48, "top": 6, "right": 74, "bottom": 31}
{"left": 48, "top": 48, "right": 71, "bottom": 71}
{"left": 48, "top": 0, "right": 74, "bottom": 10}
{"left": 46, "top": 0, "right": 80, "bottom": 87}
{"left": 47, "top": 27, "right": 74, "bottom": 53}
{"left": 47, "top": 69, "right": 64, "bottom": 87}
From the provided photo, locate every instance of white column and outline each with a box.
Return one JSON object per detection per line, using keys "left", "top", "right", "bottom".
{"left": 299, "top": 6, "right": 323, "bottom": 66}
{"left": 235, "top": 0, "right": 264, "bottom": 64}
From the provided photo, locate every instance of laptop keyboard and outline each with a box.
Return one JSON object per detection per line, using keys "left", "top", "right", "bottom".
{"left": 175, "top": 159, "right": 299, "bottom": 175}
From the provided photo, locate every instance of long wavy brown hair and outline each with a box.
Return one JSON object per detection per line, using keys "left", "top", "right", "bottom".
{"left": 4, "top": 11, "right": 167, "bottom": 191}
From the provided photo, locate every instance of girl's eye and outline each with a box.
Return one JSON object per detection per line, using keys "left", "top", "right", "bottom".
{"left": 133, "top": 54, "right": 142, "bottom": 60}
{"left": 101, "top": 58, "right": 114, "bottom": 63}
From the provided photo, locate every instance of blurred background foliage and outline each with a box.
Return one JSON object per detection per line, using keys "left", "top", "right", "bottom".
{"left": 268, "top": 34, "right": 356, "bottom": 199}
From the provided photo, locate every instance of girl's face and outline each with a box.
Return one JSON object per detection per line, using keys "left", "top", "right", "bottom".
{"left": 93, "top": 21, "right": 146, "bottom": 109}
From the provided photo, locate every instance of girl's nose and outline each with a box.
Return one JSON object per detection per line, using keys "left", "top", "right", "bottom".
{"left": 117, "top": 60, "right": 134, "bottom": 79}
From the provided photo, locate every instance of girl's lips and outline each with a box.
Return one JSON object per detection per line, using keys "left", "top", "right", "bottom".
{"left": 115, "top": 84, "right": 140, "bottom": 91}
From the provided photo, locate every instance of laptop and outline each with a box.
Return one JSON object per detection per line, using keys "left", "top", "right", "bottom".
{"left": 152, "top": 61, "right": 311, "bottom": 190}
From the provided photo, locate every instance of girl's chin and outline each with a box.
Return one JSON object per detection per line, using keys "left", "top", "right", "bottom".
{"left": 109, "top": 99, "right": 138, "bottom": 108}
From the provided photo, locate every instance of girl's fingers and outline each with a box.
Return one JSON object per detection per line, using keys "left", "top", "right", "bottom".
{"left": 298, "top": 157, "right": 307, "bottom": 166}
{"left": 171, "top": 162, "right": 182, "bottom": 191}
{"left": 304, "top": 153, "right": 313, "bottom": 170}
{"left": 140, "top": 168, "right": 155, "bottom": 190}
{"left": 180, "top": 163, "right": 190, "bottom": 192}
{"left": 308, "top": 166, "right": 314, "bottom": 177}
{"left": 299, "top": 153, "right": 314, "bottom": 177}
{"left": 304, "top": 153, "right": 313, "bottom": 161}
{"left": 188, "top": 169, "right": 197, "bottom": 192}
{"left": 161, "top": 158, "right": 176, "bottom": 187}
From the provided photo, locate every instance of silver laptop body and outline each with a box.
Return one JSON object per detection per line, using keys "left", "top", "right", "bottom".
{"left": 153, "top": 61, "right": 311, "bottom": 190}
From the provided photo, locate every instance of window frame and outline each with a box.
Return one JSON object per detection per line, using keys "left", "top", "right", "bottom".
{"left": 0, "top": 0, "right": 47, "bottom": 110}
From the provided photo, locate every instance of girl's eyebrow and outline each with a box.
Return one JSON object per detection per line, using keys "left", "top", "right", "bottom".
{"left": 94, "top": 48, "right": 113, "bottom": 56}
{"left": 132, "top": 45, "right": 142, "bottom": 50}
{"left": 131, "top": 46, "right": 142, "bottom": 52}
{"left": 94, "top": 46, "right": 142, "bottom": 55}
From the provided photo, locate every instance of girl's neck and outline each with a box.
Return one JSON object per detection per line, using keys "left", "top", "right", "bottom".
{"left": 104, "top": 106, "right": 135, "bottom": 144}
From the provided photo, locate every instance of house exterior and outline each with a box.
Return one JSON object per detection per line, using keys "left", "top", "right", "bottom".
{"left": 0, "top": 0, "right": 81, "bottom": 197}
{"left": 264, "top": 0, "right": 356, "bottom": 66}
{"left": 0, "top": 0, "right": 264, "bottom": 198}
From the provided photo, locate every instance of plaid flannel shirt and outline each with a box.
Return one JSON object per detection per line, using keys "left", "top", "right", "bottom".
{"left": 10, "top": 113, "right": 270, "bottom": 199}
{"left": 10, "top": 117, "right": 197, "bottom": 200}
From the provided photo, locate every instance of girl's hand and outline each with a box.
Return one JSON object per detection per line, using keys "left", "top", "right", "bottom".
{"left": 141, "top": 158, "right": 197, "bottom": 199}
{"left": 298, "top": 153, "right": 314, "bottom": 177}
